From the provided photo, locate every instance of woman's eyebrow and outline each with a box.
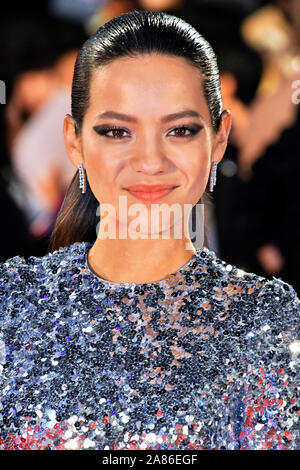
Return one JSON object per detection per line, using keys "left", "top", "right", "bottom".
{"left": 95, "top": 109, "right": 204, "bottom": 123}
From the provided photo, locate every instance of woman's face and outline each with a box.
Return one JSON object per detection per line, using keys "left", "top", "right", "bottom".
{"left": 64, "top": 53, "right": 231, "bottom": 238}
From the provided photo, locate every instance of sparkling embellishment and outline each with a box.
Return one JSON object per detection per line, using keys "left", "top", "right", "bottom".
{"left": 209, "top": 161, "right": 218, "bottom": 192}
{"left": 289, "top": 340, "right": 300, "bottom": 355}
{"left": 0, "top": 240, "right": 299, "bottom": 450}
{"left": 78, "top": 163, "right": 86, "bottom": 194}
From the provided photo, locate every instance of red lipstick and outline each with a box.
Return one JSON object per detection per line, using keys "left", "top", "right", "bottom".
{"left": 124, "top": 184, "right": 178, "bottom": 203}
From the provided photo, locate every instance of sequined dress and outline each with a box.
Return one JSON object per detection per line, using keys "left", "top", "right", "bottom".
{"left": 0, "top": 241, "right": 299, "bottom": 450}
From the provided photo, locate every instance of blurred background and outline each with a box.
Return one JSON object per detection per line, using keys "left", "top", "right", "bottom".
{"left": 0, "top": 0, "right": 299, "bottom": 295}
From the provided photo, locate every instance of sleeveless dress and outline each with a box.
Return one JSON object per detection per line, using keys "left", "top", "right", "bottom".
{"left": 0, "top": 241, "right": 299, "bottom": 450}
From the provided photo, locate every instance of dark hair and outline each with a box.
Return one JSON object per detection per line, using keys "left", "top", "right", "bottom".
{"left": 177, "top": 2, "right": 263, "bottom": 105}
{"left": 49, "top": 10, "right": 223, "bottom": 252}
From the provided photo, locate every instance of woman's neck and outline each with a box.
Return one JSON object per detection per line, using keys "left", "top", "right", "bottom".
{"left": 87, "top": 237, "right": 196, "bottom": 284}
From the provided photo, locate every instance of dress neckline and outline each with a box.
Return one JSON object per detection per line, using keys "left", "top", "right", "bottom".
{"left": 83, "top": 241, "right": 210, "bottom": 289}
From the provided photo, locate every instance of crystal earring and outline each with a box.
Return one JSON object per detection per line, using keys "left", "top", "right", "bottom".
{"left": 78, "top": 163, "right": 86, "bottom": 194}
{"left": 209, "top": 161, "right": 218, "bottom": 192}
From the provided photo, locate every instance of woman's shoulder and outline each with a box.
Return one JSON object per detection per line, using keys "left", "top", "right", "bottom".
{"left": 206, "top": 249, "right": 299, "bottom": 335}
{"left": 0, "top": 241, "right": 90, "bottom": 298}
{"left": 204, "top": 247, "right": 298, "bottom": 298}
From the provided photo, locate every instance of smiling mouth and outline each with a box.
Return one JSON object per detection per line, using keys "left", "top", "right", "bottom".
{"left": 125, "top": 186, "right": 178, "bottom": 202}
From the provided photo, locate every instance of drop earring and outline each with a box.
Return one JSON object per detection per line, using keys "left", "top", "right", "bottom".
{"left": 78, "top": 163, "right": 86, "bottom": 194}
{"left": 209, "top": 161, "right": 218, "bottom": 192}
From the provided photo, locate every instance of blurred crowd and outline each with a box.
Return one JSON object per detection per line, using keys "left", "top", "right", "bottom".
{"left": 0, "top": 0, "right": 299, "bottom": 295}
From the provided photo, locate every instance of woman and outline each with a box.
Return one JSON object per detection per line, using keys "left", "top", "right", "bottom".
{"left": 0, "top": 10, "right": 299, "bottom": 451}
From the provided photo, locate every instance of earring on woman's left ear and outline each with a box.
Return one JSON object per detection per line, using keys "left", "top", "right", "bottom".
{"left": 78, "top": 163, "right": 86, "bottom": 194}
{"left": 209, "top": 161, "right": 218, "bottom": 192}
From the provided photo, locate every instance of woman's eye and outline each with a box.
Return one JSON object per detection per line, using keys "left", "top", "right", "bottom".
{"left": 168, "top": 126, "right": 200, "bottom": 137}
{"left": 93, "top": 126, "right": 129, "bottom": 138}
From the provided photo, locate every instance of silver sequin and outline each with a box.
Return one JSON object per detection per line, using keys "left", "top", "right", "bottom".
{"left": 0, "top": 241, "right": 299, "bottom": 450}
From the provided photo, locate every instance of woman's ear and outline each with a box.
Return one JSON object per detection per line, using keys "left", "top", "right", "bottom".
{"left": 63, "top": 114, "right": 84, "bottom": 169}
{"left": 211, "top": 109, "right": 232, "bottom": 163}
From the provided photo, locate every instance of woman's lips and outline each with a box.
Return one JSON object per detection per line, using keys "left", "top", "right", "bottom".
{"left": 125, "top": 185, "right": 178, "bottom": 203}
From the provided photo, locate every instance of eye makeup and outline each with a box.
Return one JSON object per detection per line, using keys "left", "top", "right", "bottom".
{"left": 92, "top": 124, "right": 203, "bottom": 139}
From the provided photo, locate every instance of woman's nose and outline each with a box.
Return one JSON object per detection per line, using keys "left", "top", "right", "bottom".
{"left": 130, "top": 133, "right": 172, "bottom": 173}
